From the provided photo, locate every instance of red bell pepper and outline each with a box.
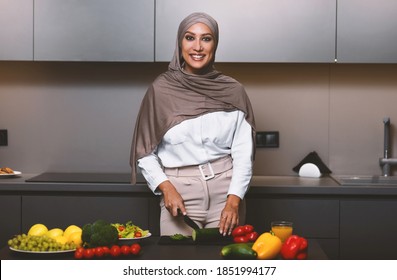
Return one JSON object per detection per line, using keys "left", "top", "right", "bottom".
{"left": 280, "top": 235, "right": 308, "bottom": 260}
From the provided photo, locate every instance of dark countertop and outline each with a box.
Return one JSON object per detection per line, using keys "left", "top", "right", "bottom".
{"left": 1, "top": 173, "right": 397, "bottom": 196}
{"left": 0, "top": 236, "right": 327, "bottom": 260}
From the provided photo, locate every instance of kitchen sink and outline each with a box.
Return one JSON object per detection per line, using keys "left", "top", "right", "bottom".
{"left": 333, "top": 175, "right": 397, "bottom": 186}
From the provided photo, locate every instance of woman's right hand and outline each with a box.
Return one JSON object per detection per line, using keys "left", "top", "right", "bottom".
{"left": 158, "top": 180, "right": 186, "bottom": 217}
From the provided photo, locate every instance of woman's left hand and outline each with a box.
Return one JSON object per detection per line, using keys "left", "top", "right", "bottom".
{"left": 219, "top": 194, "right": 241, "bottom": 236}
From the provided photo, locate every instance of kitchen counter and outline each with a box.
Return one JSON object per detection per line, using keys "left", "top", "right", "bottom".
{"left": 2, "top": 173, "right": 397, "bottom": 260}
{"left": 0, "top": 237, "right": 328, "bottom": 260}
{"left": 2, "top": 173, "right": 397, "bottom": 196}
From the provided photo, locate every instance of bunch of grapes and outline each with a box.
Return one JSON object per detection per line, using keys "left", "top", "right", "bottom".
{"left": 8, "top": 234, "right": 77, "bottom": 252}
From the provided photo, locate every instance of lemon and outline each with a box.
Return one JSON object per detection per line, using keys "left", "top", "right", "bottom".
{"left": 54, "top": 235, "right": 68, "bottom": 245}
{"left": 68, "top": 231, "right": 83, "bottom": 248}
{"left": 63, "top": 225, "right": 82, "bottom": 239}
{"left": 46, "top": 228, "right": 64, "bottom": 239}
{"left": 27, "top": 224, "right": 48, "bottom": 236}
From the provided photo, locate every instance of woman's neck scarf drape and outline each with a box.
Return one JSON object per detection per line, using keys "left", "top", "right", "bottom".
{"left": 130, "top": 12, "right": 256, "bottom": 184}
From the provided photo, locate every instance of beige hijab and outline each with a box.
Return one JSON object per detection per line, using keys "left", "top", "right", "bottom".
{"left": 130, "top": 12, "right": 256, "bottom": 184}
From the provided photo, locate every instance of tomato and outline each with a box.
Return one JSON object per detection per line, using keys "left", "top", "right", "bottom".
{"left": 102, "top": 246, "right": 110, "bottom": 256}
{"left": 231, "top": 226, "right": 245, "bottom": 237}
{"left": 120, "top": 245, "right": 130, "bottom": 255}
{"left": 243, "top": 224, "right": 254, "bottom": 234}
{"left": 130, "top": 243, "right": 141, "bottom": 255}
{"left": 110, "top": 245, "right": 121, "bottom": 257}
{"left": 134, "top": 231, "right": 142, "bottom": 238}
{"left": 74, "top": 249, "right": 84, "bottom": 259}
{"left": 83, "top": 248, "right": 95, "bottom": 259}
{"left": 246, "top": 231, "right": 259, "bottom": 242}
{"left": 94, "top": 247, "right": 105, "bottom": 258}
{"left": 233, "top": 235, "right": 250, "bottom": 243}
{"left": 118, "top": 225, "right": 125, "bottom": 232}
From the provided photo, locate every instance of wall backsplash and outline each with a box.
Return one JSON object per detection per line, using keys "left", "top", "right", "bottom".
{"left": 1, "top": 62, "right": 396, "bottom": 177}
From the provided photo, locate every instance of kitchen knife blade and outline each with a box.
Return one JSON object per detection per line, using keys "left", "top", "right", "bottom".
{"left": 178, "top": 209, "right": 200, "bottom": 230}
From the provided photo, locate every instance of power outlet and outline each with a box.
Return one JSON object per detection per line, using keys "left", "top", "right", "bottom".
{"left": 0, "top": 129, "right": 8, "bottom": 146}
{"left": 256, "top": 131, "right": 279, "bottom": 148}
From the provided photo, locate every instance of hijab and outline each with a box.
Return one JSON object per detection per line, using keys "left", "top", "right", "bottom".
{"left": 130, "top": 12, "right": 256, "bottom": 184}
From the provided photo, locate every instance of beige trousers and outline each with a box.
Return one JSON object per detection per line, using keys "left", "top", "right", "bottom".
{"left": 160, "top": 156, "right": 246, "bottom": 236}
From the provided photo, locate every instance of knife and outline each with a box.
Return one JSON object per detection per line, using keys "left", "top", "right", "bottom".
{"left": 178, "top": 209, "right": 200, "bottom": 230}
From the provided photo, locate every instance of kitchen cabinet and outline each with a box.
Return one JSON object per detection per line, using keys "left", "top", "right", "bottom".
{"left": 20, "top": 195, "right": 160, "bottom": 235}
{"left": 0, "top": 0, "right": 33, "bottom": 60}
{"left": 34, "top": 0, "right": 154, "bottom": 61}
{"left": 337, "top": 0, "right": 397, "bottom": 63}
{"left": 0, "top": 196, "right": 21, "bottom": 247}
{"left": 340, "top": 199, "right": 397, "bottom": 259}
{"left": 246, "top": 197, "right": 340, "bottom": 259}
{"left": 155, "top": 0, "right": 336, "bottom": 62}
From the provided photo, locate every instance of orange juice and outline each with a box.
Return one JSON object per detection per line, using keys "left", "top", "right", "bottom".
{"left": 271, "top": 221, "right": 293, "bottom": 242}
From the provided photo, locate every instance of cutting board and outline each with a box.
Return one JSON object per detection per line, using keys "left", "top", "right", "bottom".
{"left": 158, "top": 235, "right": 233, "bottom": 246}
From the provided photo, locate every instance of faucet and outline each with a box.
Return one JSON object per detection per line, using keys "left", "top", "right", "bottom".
{"left": 379, "top": 117, "right": 397, "bottom": 176}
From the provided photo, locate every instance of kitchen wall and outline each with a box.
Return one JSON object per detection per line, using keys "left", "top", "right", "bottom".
{"left": 1, "top": 62, "right": 397, "bottom": 177}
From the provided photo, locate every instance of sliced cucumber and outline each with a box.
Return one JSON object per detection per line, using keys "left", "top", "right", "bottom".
{"left": 192, "top": 227, "right": 223, "bottom": 242}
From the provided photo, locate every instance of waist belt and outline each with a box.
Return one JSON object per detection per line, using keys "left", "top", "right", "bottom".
{"left": 164, "top": 156, "right": 233, "bottom": 181}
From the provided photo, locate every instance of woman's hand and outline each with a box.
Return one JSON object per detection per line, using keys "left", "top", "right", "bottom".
{"left": 158, "top": 180, "right": 186, "bottom": 216}
{"left": 219, "top": 194, "right": 241, "bottom": 236}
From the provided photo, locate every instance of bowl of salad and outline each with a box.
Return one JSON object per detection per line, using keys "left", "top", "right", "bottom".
{"left": 112, "top": 221, "right": 151, "bottom": 245}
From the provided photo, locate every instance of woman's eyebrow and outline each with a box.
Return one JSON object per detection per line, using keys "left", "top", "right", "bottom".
{"left": 184, "top": 31, "right": 213, "bottom": 37}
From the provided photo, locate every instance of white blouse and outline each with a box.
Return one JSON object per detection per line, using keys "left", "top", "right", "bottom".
{"left": 137, "top": 110, "right": 253, "bottom": 199}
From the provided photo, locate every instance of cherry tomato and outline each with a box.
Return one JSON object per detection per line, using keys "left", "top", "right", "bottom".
{"left": 246, "top": 231, "right": 259, "bottom": 242}
{"left": 120, "top": 245, "right": 130, "bottom": 255}
{"left": 94, "top": 247, "right": 105, "bottom": 258}
{"left": 118, "top": 225, "right": 125, "bottom": 232}
{"left": 83, "top": 248, "right": 95, "bottom": 259}
{"left": 231, "top": 226, "right": 245, "bottom": 237}
{"left": 110, "top": 245, "right": 121, "bottom": 257}
{"left": 243, "top": 224, "right": 254, "bottom": 234}
{"left": 102, "top": 246, "right": 110, "bottom": 256}
{"left": 74, "top": 248, "right": 84, "bottom": 259}
{"left": 233, "top": 235, "right": 250, "bottom": 243}
{"left": 134, "top": 231, "right": 142, "bottom": 238}
{"left": 130, "top": 243, "right": 141, "bottom": 255}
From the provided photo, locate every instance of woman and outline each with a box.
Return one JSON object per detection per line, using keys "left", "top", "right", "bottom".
{"left": 130, "top": 12, "right": 256, "bottom": 236}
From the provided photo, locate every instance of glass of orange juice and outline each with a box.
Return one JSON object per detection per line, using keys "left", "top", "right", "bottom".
{"left": 271, "top": 221, "right": 293, "bottom": 243}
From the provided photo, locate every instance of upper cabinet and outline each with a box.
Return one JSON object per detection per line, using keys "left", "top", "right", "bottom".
{"left": 155, "top": 0, "right": 336, "bottom": 63}
{"left": 337, "top": 0, "right": 397, "bottom": 63}
{"left": 34, "top": 0, "right": 154, "bottom": 61}
{"left": 0, "top": 0, "right": 33, "bottom": 60}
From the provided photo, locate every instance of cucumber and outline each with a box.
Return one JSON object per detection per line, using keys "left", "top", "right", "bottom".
{"left": 192, "top": 227, "right": 224, "bottom": 242}
{"left": 221, "top": 243, "right": 257, "bottom": 259}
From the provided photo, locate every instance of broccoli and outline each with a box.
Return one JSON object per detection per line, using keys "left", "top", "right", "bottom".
{"left": 82, "top": 219, "right": 119, "bottom": 248}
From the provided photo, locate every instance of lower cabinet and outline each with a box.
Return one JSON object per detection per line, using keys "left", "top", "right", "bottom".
{"left": 245, "top": 197, "right": 340, "bottom": 259}
{"left": 340, "top": 199, "right": 397, "bottom": 260}
{"left": 21, "top": 195, "right": 161, "bottom": 236}
{"left": 0, "top": 196, "right": 21, "bottom": 247}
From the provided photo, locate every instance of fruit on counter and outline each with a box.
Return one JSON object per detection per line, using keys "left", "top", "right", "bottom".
{"left": 68, "top": 231, "right": 83, "bottom": 248}
{"left": 111, "top": 221, "right": 149, "bottom": 238}
{"left": 46, "top": 228, "right": 64, "bottom": 239}
{"left": 74, "top": 243, "right": 141, "bottom": 259}
{"left": 220, "top": 243, "right": 257, "bottom": 259}
{"left": 63, "top": 225, "right": 82, "bottom": 239}
{"left": 252, "top": 232, "right": 282, "bottom": 260}
{"left": 9, "top": 223, "right": 83, "bottom": 251}
{"left": 231, "top": 224, "right": 259, "bottom": 243}
{"left": 27, "top": 224, "right": 48, "bottom": 236}
{"left": 8, "top": 234, "right": 77, "bottom": 252}
{"left": 280, "top": 235, "right": 308, "bottom": 260}
{"left": 82, "top": 219, "right": 118, "bottom": 248}
{"left": 192, "top": 227, "right": 231, "bottom": 243}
